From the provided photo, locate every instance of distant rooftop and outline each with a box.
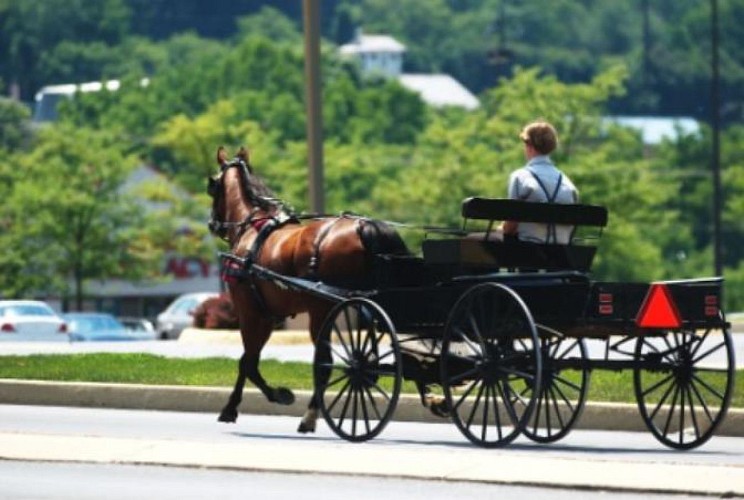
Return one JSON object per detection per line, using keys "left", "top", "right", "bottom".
{"left": 339, "top": 29, "right": 406, "bottom": 55}
{"left": 398, "top": 74, "right": 479, "bottom": 110}
{"left": 32, "top": 78, "right": 149, "bottom": 122}
{"left": 606, "top": 116, "right": 700, "bottom": 145}
{"left": 339, "top": 28, "right": 479, "bottom": 110}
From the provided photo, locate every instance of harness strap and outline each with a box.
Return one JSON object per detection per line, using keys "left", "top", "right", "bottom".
{"left": 306, "top": 216, "right": 347, "bottom": 279}
{"left": 528, "top": 169, "right": 563, "bottom": 244}
{"left": 242, "top": 219, "right": 279, "bottom": 315}
{"left": 223, "top": 216, "right": 296, "bottom": 319}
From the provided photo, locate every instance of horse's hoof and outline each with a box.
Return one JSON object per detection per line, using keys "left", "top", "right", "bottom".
{"left": 424, "top": 395, "right": 450, "bottom": 418}
{"left": 429, "top": 401, "right": 450, "bottom": 418}
{"left": 297, "top": 421, "right": 316, "bottom": 434}
{"left": 271, "top": 387, "right": 295, "bottom": 405}
{"left": 218, "top": 409, "right": 238, "bottom": 423}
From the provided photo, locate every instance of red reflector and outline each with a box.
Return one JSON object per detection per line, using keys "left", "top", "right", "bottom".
{"left": 636, "top": 283, "right": 682, "bottom": 329}
{"left": 599, "top": 304, "right": 614, "bottom": 315}
{"left": 705, "top": 295, "right": 718, "bottom": 305}
{"left": 705, "top": 306, "right": 719, "bottom": 317}
{"left": 599, "top": 293, "right": 613, "bottom": 303}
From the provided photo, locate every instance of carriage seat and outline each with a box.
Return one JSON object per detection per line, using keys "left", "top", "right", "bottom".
{"left": 422, "top": 197, "right": 608, "bottom": 273}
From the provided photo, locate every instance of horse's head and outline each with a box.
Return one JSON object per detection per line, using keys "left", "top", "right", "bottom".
{"left": 206, "top": 147, "right": 231, "bottom": 239}
{"left": 207, "top": 146, "right": 281, "bottom": 241}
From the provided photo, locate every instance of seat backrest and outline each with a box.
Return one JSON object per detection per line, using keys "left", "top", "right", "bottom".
{"left": 420, "top": 198, "right": 609, "bottom": 273}
{"left": 461, "top": 197, "right": 608, "bottom": 228}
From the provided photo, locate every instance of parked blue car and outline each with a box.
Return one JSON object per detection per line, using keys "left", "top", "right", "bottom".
{"left": 63, "top": 313, "right": 156, "bottom": 342}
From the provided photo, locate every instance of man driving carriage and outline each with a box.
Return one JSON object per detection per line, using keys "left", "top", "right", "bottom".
{"left": 492, "top": 120, "right": 579, "bottom": 243}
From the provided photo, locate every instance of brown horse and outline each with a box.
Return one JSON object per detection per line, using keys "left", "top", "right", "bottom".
{"left": 207, "top": 147, "right": 411, "bottom": 433}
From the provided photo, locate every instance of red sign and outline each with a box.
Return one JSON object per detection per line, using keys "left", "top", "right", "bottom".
{"left": 635, "top": 283, "right": 682, "bottom": 329}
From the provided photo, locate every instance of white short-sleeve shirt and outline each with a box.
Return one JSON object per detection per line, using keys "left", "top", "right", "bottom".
{"left": 507, "top": 156, "right": 579, "bottom": 244}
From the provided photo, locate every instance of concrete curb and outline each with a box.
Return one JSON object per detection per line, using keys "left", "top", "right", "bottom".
{"left": 1, "top": 379, "right": 742, "bottom": 437}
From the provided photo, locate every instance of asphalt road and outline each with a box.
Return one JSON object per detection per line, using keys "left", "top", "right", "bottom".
{"left": 1, "top": 405, "right": 743, "bottom": 496}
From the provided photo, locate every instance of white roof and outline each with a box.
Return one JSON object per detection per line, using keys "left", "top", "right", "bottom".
{"left": 606, "top": 116, "right": 700, "bottom": 145}
{"left": 398, "top": 74, "right": 479, "bottom": 110}
{"left": 34, "top": 78, "right": 149, "bottom": 101}
{"left": 339, "top": 34, "right": 406, "bottom": 55}
{"left": 34, "top": 80, "right": 120, "bottom": 100}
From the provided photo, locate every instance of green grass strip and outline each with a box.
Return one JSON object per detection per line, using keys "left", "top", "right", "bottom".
{"left": 0, "top": 353, "right": 741, "bottom": 407}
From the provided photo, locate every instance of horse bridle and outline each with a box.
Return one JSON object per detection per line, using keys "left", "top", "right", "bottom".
{"left": 207, "top": 158, "right": 291, "bottom": 242}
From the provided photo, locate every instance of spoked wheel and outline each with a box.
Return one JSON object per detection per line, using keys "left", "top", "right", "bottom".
{"left": 520, "top": 330, "right": 590, "bottom": 443}
{"left": 314, "top": 297, "right": 402, "bottom": 442}
{"left": 441, "top": 282, "right": 542, "bottom": 448}
{"left": 634, "top": 326, "right": 735, "bottom": 449}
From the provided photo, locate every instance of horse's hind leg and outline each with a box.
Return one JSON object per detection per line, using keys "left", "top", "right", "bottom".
{"left": 298, "top": 308, "right": 329, "bottom": 434}
{"left": 416, "top": 380, "right": 450, "bottom": 418}
{"left": 298, "top": 345, "right": 327, "bottom": 433}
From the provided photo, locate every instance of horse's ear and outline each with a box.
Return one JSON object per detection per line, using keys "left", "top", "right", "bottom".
{"left": 236, "top": 146, "right": 250, "bottom": 164}
{"left": 216, "top": 146, "right": 229, "bottom": 166}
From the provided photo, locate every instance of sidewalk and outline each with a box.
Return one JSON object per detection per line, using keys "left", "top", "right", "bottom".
{"left": 2, "top": 428, "right": 743, "bottom": 496}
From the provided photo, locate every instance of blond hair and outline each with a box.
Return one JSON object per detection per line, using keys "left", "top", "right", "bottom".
{"left": 519, "top": 121, "right": 558, "bottom": 155}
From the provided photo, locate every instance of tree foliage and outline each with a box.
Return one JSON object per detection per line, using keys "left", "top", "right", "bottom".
{"left": 2, "top": 4, "right": 744, "bottom": 311}
{"left": 0, "top": 125, "right": 162, "bottom": 306}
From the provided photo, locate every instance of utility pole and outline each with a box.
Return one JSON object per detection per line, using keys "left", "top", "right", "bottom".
{"left": 302, "top": 0, "right": 325, "bottom": 214}
{"left": 642, "top": 0, "right": 651, "bottom": 86}
{"left": 711, "top": 0, "right": 723, "bottom": 276}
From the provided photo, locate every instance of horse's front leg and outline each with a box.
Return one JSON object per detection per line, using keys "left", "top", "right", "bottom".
{"left": 218, "top": 352, "right": 248, "bottom": 423}
{"left": 246, "top": 350, "right": 296, "bottom": 405}
{"left": 218, "top": 307, "right": 294, "bottom": 424}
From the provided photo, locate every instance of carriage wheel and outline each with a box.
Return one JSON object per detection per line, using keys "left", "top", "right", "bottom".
{"left": 441, "top": 282, "right": 542, "bottom": 448}
{"left": 520, "top": 332, "right": 590, "bottom": 443}
{"left": 633, "top": 326, "right": 735, "bottom": 450}
{"left": 314, "top": 297, "right": 402, "bottom": 442}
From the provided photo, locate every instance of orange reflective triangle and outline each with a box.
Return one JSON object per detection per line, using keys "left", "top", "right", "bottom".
{"left": 636, "top": 283, "right": 682, "bottom": 329}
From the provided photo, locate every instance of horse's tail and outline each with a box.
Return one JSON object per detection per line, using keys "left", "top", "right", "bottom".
{"left": 354, "top": 218, "right": 409, "bottom": 289}
{"left": 357, "top": 218, "right": 409, "bottom": 258}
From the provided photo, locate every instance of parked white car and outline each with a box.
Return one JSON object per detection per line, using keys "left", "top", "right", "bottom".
{"left": 0, "top": 300, "right": 67, "bottom": 341}
{"left": 156, "top": 292, "right": 218, "bottom": 340}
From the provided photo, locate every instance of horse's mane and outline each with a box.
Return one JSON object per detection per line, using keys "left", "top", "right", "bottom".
{"left": 234, "top": 161, "right": 276, "bottom": 212}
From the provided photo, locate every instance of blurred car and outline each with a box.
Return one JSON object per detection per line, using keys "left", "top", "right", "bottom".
{"left": 0, "top": 300, "right": 67, "bottom": 341}
{"left": 156, "top": 292, "right": 218, "bottom": 340}
{"left": 118, "top": 316, "right": 156, "bottom": 334}
{"left": 63, "top": 312, "right": 156, "bottom": 342}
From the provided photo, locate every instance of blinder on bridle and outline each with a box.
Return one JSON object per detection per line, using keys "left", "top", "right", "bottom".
{"left": 207, "top": 175, "right": 226, "bottom": 238}
{"left": 207, "top": 155, "right": 250, "bottom": 240}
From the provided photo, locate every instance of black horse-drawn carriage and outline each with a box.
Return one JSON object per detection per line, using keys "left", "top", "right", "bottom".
{"left": 222, "top": 195, "right": 735, "bottom": 450}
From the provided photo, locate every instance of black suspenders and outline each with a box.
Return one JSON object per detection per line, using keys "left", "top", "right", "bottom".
{"left": 528, "top": 169, "right": 563, "bottom": 243}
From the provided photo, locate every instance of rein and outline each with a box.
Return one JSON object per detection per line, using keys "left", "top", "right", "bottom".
{"left": 209, "top": 157, "right": 465, "bottom": 243}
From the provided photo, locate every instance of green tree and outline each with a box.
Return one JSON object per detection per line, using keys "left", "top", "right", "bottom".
{"left": 0, "top": 95, "right": 30, "bottom": 150}
{"left": 234, "top": 7, "right": 301, "bottom": 43}
{"left": 0, "top": 124, "right": 161, "bottom": 308}
{"left": 0, "top": 0, "right": 131, "bottom": 100}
